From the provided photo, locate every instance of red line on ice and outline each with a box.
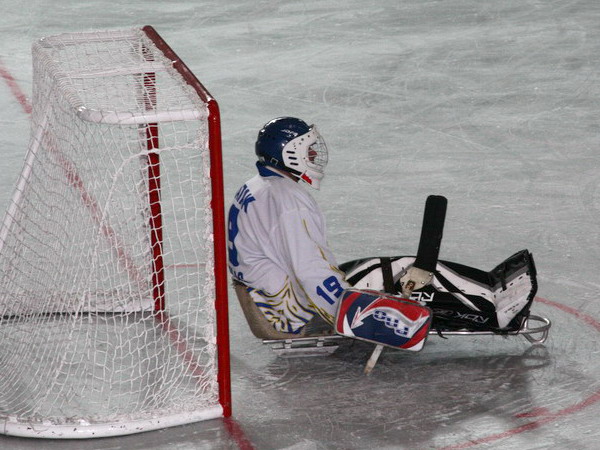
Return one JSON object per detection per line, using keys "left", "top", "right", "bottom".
{"left": 2, "top": 56, "right": 145, "bottom": 284}
{"left": 0, "top": 57, "right": 32, "bottom": 114}
{"left": 0, "top": 57, "right": 146, "bottom": 286}
{"left": 441, "top": 296, "right": 600, "bottom": 449}
{"left": 536, "top": 296, "right": 600, "bottom": 333}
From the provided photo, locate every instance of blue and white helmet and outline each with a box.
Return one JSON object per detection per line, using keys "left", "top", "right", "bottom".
{"left": 255, "top": 117, "right": 328, "bottom": 189}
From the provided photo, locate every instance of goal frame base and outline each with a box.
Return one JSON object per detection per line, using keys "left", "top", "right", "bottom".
{"left": 1, "top": 406, "right": 223, "bottom": 439}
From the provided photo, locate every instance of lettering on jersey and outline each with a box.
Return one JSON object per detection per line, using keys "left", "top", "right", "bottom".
{"left": 234, "top": 184, "right": 255, "bottom": 212}
{"left": 316, "top": 276, "right": 344, "bottom": 305}
{"left": 227, "top": 204, "right": 241, "bottom": 267}
{"left": 228, "top": 184, "right": 256, "bottom": 270}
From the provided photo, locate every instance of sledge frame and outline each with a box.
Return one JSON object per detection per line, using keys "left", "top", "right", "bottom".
{"left": 262, "top": 314, "right": 551, "bottom": 356}
{"left": 263, "top": 335, "right": 345, "bottom": 357}
{"left": 431, "top": 314, "right": 551, "bottom": 344}
{"left": 235, "top": 264, "right": 551, "bottom": 357}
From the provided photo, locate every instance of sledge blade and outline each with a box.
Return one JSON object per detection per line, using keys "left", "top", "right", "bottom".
{"left": 263, "top": 335, "right": 346, "bottom": 357}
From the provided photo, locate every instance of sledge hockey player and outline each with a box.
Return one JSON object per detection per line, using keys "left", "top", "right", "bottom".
{"left": 228, "top": 117, "right": 348, "bottom": 339}
{"left": 227, "top": 116, "right": 538, "bottom": 349}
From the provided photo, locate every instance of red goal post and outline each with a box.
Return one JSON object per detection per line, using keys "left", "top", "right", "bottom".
{"left": 0, "top": 26, "right": 230, "bottom": 438}
{"left": 143, "top": 25, "right": 231, "bottom": 418}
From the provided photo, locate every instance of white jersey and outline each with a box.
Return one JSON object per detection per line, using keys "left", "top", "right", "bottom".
{"left": 227, "top": 164, "right": 348, "bottom": 333}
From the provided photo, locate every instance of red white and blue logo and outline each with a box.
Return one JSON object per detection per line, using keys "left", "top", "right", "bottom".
{"left": 335, "top": 289, "right": 432, "bottom": 351}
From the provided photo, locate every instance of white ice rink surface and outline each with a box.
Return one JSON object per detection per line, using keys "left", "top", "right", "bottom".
{"left": 1, "top": 0, "right": 600, "bottom": 448}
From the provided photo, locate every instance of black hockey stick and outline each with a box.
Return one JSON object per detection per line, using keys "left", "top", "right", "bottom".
{"left": 406, "top": 194, "right": 448, "bottom": 286}
{"left": 364, "top": 195, "right": 448, "bottom": 375}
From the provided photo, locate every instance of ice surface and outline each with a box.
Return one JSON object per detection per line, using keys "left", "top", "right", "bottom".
{"left": 1, "top": 0, "right": 600, "bottom": 448}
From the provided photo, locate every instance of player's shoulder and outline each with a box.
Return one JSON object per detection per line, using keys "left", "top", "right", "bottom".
{"left": 270, "top": 176, "right": 316, "bottom": 207}
{"left": 244, "top": 164, "right": 317, "bottom": 210}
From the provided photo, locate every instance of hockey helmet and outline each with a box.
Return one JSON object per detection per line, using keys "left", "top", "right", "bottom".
{"left": 255, "top": 117, "right": 328, "bottom": 189}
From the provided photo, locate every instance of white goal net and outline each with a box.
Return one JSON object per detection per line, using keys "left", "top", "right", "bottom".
{"left": 0, "top": 27, "right": 230, "bottom": 438}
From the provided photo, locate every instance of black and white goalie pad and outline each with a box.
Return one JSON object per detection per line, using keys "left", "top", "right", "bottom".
{"left": 339, "top": 250, "right": 537, "bottom": 333}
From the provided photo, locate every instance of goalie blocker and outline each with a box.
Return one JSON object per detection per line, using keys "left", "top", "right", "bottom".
{"left": 335, "top": 289, "right": 433, "bottom": 351}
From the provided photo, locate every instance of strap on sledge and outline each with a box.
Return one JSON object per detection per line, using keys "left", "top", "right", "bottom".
{"left": 380, "top": 257, "right": 397, "bottom": 294}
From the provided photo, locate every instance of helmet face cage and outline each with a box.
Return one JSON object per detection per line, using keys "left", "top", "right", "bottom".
{"left": 283, "top": 125, "right": 328, "bottom": 175}
{"left": 306, "top": 126, "right": 328, "bottom": 172}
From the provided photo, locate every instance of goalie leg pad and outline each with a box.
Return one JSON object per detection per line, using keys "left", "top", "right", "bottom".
{"left": 335, "top": 289, "right": 432, "bottom": 351}
{"left": 340, "top": 250, "right": 537, "bottom": 333}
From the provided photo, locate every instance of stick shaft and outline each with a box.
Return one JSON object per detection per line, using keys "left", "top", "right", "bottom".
{"left": 363, "top": 195, "right": 448, "bottom": 375}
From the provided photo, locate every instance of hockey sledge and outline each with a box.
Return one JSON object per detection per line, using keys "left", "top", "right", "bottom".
{"left": 261, "top": 302, "right": 551, "bottom": 357}
{"left": 259, "top": 248, "right": 552, "bottom": 357}
{"left": 244, "top": 196, "right": 551, "bottom": 359}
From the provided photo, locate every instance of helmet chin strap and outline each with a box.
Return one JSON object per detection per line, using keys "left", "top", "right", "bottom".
{"left": 300, "top": 169, "right": 324, "bottom": 190}
{"left": 264, "top": 164, "right": 323, "bottom": 189}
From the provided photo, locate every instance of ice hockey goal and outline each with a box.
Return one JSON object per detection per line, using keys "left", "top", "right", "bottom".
{"left": 0, "top": 26, "right": 230, "bottom": 438}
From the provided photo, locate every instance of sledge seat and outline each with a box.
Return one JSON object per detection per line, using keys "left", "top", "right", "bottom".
{"left": 233, "top": 281, "right": 333, "bottom": 339}
{"left": 233, "top": 281, "right": 308, "bottom": 339}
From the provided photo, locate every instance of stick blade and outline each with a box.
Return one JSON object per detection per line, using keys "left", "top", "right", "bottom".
{"left": 414, "top": 195, "right": 447, "bottom": 272}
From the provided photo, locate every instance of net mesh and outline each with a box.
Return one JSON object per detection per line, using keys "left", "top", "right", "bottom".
{"left": 0, "top": 29, "right": 222, "bottom": 437}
